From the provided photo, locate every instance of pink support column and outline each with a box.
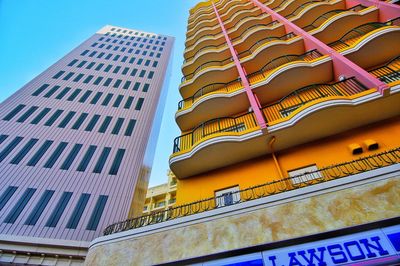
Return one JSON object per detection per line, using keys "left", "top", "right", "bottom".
{"left": 212, "top": 2, "right": 267, "bottom": 128}
{"left": 346, "top": 0, "right": 400, "bottom": 22}
{"left": 250, "top": 0, "right": 389, "bottom": 94}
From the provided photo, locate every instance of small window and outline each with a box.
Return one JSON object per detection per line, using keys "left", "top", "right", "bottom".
{"left": 148, "top": 71, "right": 154, "bottom": 79}
{"left": 60, "top": 144, "right": 82, "bottom": 170}
{"left": 122, "top": 67, "right": 129, "bottom": 75}
{"left": 104, "top": 64, "right": 112, "bottom": 72}
{"left": 43, "top": 142, "right": 68, "bottom": 168}
{"left": 85, "top": 115, "right": 101, "bottom": 131}
{"left": 77, "top": 60, "right": 87, "bottom": 68}
{"left": 111, "top": 118, "right": 124, "bottom": 135}
{"left": 80, "top": 50, "right": 89, "bottom": 56}
{"left": 0, "top": 186, "right": 18, "bottom": 212}
{"left": 25, "top": 190, "right": 55, "bottom": 226}
{"left": 109, "top": 149, "right": 125, "bottom": 175}
{"left": 83, "top": 75, "right": 94, "bottom": 84}
{"left": 113, "top": 79, "right": 122, "bottom": 88}
{"left": 135, "top": 98, "right": 144, "bottom": 111}
{"left": 66, "top": 193, "right": 91, "bottom": 229}
{"left": 71, "top": 113, "right": 88, "bottom": 130}
{"left": 123, "top": 81, "right": 131, "bottom": 90}
{"left": 93, "top": 148, "right": 111, "bottom": 174}
{"left": 45, "top": 192, "right": 73, "bottom": 227}
{"left": 31, "top": 108, "right": 51, "bottom": 125}
{"left": 98, "top": 116, "right": 112, "bottom": 133}
{"left": 215, "top": 186, "right": 240, "bottom": 207}
{"left": 288, "top": 164, "right": 322, "bottom": 185}
{"left": 93, "top": 76, "right": 104, "bottom": 85}
{"left": 152, "top": 61, "right": 158, "bottom": 68}
{"left": 43, "top": 85, "right": 61, "bottom": 98}
{"left": 67, "top": 89, "right": 82, "bottom": 101}
{"left": 58, "top": 111, "right": 76, "bottom": 128}
{"left": 73, "top": 73, "right": 84, "bottom": 82}
{"left": 68, "top": 59, "right": 79, "bottom": 67}
{"left": 86, "top": 195, "right": 108, "bottom": 230}
{"left": 3, "top": 104, "right": 26, "bottom": 121}
{"left": 16, "top": 106, "right": 39, "bottom": 123}
{"left": 124, "top": 119, "right": 136, "bottom": 136}
{"left": 55, "top": 87, "right": 71, "bottom": 100}
{"left": 124, "top": 97, "right": 134, "bottom": 109}
{"left": 113, "top": 66, "right": 121, "bottom": 74}
{"left": 139, "top": 70, "right": 146, "bottom": 78}
{"left": 137, "top": 58, "right": 143, "bottom": 65}
{"left": 76, "top": 146, "right": 97, "bottom": 172}
{"left": 0, "top": 136, "right": 24, "bottom": 163}
{"left": 130, "top": 68, "right": 138, "bottom": 76}
{"left": 113, "top": 95, "right": 124, "bottom": 107}
{"left": 10, "top": 138, "right": 39, "bottom": 165}
{"left": 44, "top": 110, "right": 63, "bottom": 126}
{"left": 90, "top": 92, "right": 103, "bottom": 104}
{"left": 79, "top": 90, "right": 92, "bottom": 103}
{"left": 52, "top": 71, "right": 65, "bottom": 79}
{"left": 95, "top": 63, "right": 104, "bottom": 71}
{"left": 63, "top": 72, "right": 74, "bottom": 81}
{"left": 102, "top": 93, "right": 113, "bottom": 106}
{"left": 32, "top": 84, "right": 50, "bottom": 96}
{"left": 133, "top": 82, "right": 140, "bottom": 91}
{"left": 143, "top": 83, "right": 150, "bottom": 92}
{"left": 86, "top": 62, "right": 95, "bottom": 69}
{"left": 27, "top": 140, "right": 53, "bottom": 167}
{"left": 103, "top": 78, "right": 113, "bottom": 87}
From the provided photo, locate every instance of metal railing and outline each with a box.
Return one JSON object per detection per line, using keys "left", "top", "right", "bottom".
{"left": 247, "top": 49, "right": 323, "bottom": 84}
{"left": 172, "top": 112, "right": 258, "bottom": 153}
{"left": 104, "top": 147, "right": 400, "bottom": 235}
{"left": 262, "top": 77, "right": 368, "bottom": 123}
{"left": 285, "top": 0, "right": 324, "bottom": 20}
{"left": 302, "top": 5, "right": 366, "bottom": 32}
{"left": 178, "top": 78, "right": 243, "bottom": 110}
{"left": 368, "top": 56, "right": 400, "bottom": 84}
{"left": 328, "top": 18, "right": 400, "bottom": 51}
{"left": 181, "top": 57, "right": 234, "bottom": 82}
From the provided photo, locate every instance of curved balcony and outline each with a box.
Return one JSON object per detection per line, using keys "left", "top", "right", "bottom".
{"left": 328, "top": 19, "right": 400, "bottom": 51}
{"left": 266, "top": 0, "right": 286, "bottom": 9}
{"left": 274, "top": 0, "right": 321, "bottom": 17}
{"left": 177, "top": 50, "right": 326, "bottom": 131}
{"left": 302, "top": 5, "right": 367, "bottom": 32}
{"left": 180, "top": 33, "right": 301, "bottom": 98}
{"left": 310, "top": 6, "right": 379, "bottom": 44}
{"left": 288, "top": 0, "right": 345, "bottom": 28}
{"left": 368, "top": 56, "right": 400, "bottom": 87}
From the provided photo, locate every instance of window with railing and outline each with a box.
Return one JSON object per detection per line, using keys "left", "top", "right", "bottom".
{"left": 155, "top": 201, "right": 165, "bottom": 208}
{"left": 288, "top": 165, "right": 322, "bottom": 185}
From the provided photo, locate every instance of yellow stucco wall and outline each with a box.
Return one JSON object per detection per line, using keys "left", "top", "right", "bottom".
{"left": 85, "top": 174, "right": 400, "bottom": 266}
{"left": 176, "top": 117, "right": 400, "bottom": 204}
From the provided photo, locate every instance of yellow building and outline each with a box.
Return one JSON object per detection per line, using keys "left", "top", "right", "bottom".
{"left": 87, "top": 0, "right": 400, "bottom": 265}
{"left": 142, "top": 170, "right": 177, "bottom": 214}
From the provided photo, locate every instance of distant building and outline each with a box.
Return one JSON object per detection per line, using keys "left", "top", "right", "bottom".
{"left": 0, "top": 25, "right": 173, "bottom": 264}
{"left": 143, "top": 170, "right": 177, "bottom": 215}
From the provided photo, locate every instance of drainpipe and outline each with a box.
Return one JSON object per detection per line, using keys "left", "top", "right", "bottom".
{"left": 268, "top": 136, "right": 284, "bottom": 179}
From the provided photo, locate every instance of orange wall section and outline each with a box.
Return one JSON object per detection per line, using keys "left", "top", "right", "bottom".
{"left": 176, "top": 117, "right": 400, "bottom": 204}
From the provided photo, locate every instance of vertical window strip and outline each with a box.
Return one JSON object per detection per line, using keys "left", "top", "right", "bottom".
{"left": 66, "top": 193, "right": 91, "bottom": 229}
{"left": 99, "top": 116, "right": 112, "bottom": 133}
{"left": 10, "top": 138, "right": 39, "bottom": 165}
{"left": 44, "top": 110, "right": 64, "bottom": 126}
{"left": 135, "top": 98, "right": 144, "bottom": 111}
{"left": 58, "top": 111, "right": 76, "bottom": 128}
{"left": 24, "top": 190, "right": 55, "bottom": 225}
{"left": 3, "top": 104, "right": 26, "bottom": 121}
{"left": 43, "top": 142, "right": 68, "bottom": 168}
{"left": 71, "top": 113, "right": 89, "bottom": 130}
{"left": 90, "top": 92, "right": 103, "bottom": 104}
{"left": 111, "top": 118, "right": 124, "bottom": 135}
{"left": 124, "top": 97, "right": 134, "bottom": 109}
{"left": 60, "top": 144, "right": 82, "bottom": 170}
{"left": 32, "top": 84, "right": 50, "bottom": 96}
{"left": 85, "top": 115, "right": 101, "bottom": 131}
{"left": 27, "top": 140, "right": 53, "bottom": 167}
{"left": 79, "top": 90, "right": 93, "bottom": 103}
{"left": 3, "top": 188, "right": 36, "bottom": 224}
{"left": 93, "top": 148, "right": 111, "bottom": 174}
{"left": 124, "top": 119, "right": 136, "bottom": 136}
{"left": 43, "top": 85, "right": 61, "bottom": 98}
{"left": 67, "top": 89, "right": 82, "bottom": 101}
{"left": 45, "top": 192, "right": 73, "bottom": 227}
{"left": 109, "top": 149, "right": 126, "bottom": 175}
{"left": 31, "top": 108, "right": 51, "bottom": 124}
{"left": 0, "top": 186, "right": 18, "bottom": 212}
{"left": 113, "top": 95, "right": 123, "bottom": 107}
{"left": 86, "top": 195, "right": 108, "bottom": 230}
{"left": 55, "top": 87, "right": 71, "bottom": 100}
{"left": 16, "top": 106, "right": 39, "bottom": 123}
{"left": 0, "top": 137, "right": 24, "bottom": 163}
{"left": 76, "top": 146, "right": 97, "bottom": 172}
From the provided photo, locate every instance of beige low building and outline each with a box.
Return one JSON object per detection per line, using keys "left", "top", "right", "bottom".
{"left": 142, "top": 170, "right": 177, "bottom": 215}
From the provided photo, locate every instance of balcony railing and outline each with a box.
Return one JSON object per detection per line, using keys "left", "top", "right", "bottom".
{"left": 247, "top": 49, "right": 323, "bottom": 84}
{"left": 104, "top": 147, "right": 400, "bottom": 235}
{"left": 368, "top": 56, "right": 400, "bottom": 84}
{"left": 173, "top": 112, "right": 258, "bottom": 153}
{"left": 328, "top": 18, "right": 400, "bottom": 51}
{"left": 262, "top": 77, "right": 368, "bottom": 123}
{"left": 302, "top": 5, "right": 366, "bottom": 32}
{"left": 230, "top": 20, "right": 279, "bottom": 43}
{"left": 285, "top": 0, "right": 324, "bottom": 20}
{"left": 181, "top": 57, "right": 234, "bottom": 83}
{"left": 178, "top": 78, "right": 243, "bottom": 110}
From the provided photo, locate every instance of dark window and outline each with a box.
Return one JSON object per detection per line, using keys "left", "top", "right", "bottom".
{"left": 99, "top": 116, "right": 112, "bottom": 133}
{"left": 27, "top": 140, "right": 53, "bottom": 166}
{"left": 148, "top": 71, "right": 154, "bottom": 79}
{"left": 3, "top": 104, "right": 26, "bottom": 121}
{"left": 73, "top": 73, "right": 84, "bottom": 82}
{"left": 77, "top": 60, "right": 87, "bottom": 68}
{"left": 129, "top": 57, "right": 135, "bottom": 64}
{"left": 97, "top": 52, "right": 105, "bottom": 58}
{"left": 0, "top": 135, "right": 8, "bottom": 145}
{"left": 133, "top": 82, "right": 140, "bottom": 91}
{"left": 67, "top": 89, "right": 82, "bottom": 101}
{"left": 135, "top": 98, "right": 144, "bottom": 111}
{"left": 137, "top": 59, "right": 143, "bottom": 65}
{"left": 109, "top": 149, "right": 125, "bottom": 175}
{"left": 143, "top": 83, "right": 150, "bottom": 92}
{"left": 25, "top": 190, "right": 55, "bottom": 225}
{"left": 60, "top": 144, "right": 82, "bottom": 170}
{"left": 104, "top": 64, "right": 112, "bottom": 72}
{"left": 113, "top": 79, "right": 122, "bottom": 88}
{"left": 44, "top": 142, "right": 68, "bottom": 168}
{"left": 105, "top": 53, "right": 112, "bottom": 60}
{"left": 122, "top": 67, "right": 129, "bottom": 75}
{"left": 68, "top": 59, "right": 78, "bottom": 66}
{"left": 111, "top": 118, "right": 124, "bottom": 135}
{"left": 113, "top": 66, "right": 121, "bottom": 74}
{"left": 80, "top": 50, "right": 89, "bottom": 56}
{"left": 90, "top": 92, "right": 103, "bottom": 104}
{"left": 113, "top": 95, "right": 123, "bottom": 107}
{"left": 55, "top": 87, "right": 72, "bottom": 99}
{"left": 113, "top": 55, "right": 120, "bottom": 61}
{"left": 123, "top": 81, "right": 131, "bottom": 90}
{"left": 103, "top": 78, "right": 113, "bottom": 87}
{"left": 125, "top": 119, "right": 136, "bottom": 136}
{"left": 94, "top": 76, "right": 103, "bottom": 85}
{"left": 4, "top": 188, "right": 36, "bottom": 224}
{"left": 86, "top": 62, "right": 95, "bottom": 69}
{"left": 71, "top": 113, "right": 88, "bottom": 129}
{"left": 124, "top": 97, "right": 134, "bottom": 109}
{"left": 32, "top": 84, "right": 50, "bottom": 96}
{"left": 144, "top": 60, "right": 150, "bottom": 66}
{"left": 10, "top": 138, "right": 39, "bottom": 165}
{"left": 93, "top": 148, "right": 111, "bottom": 174}
{"left": 85, "top": 115, "right": 101, "bottom": 131}
{"left": 121, "top": 56, "right": 128, "bottom": 62}
{"left": 130, "top": 68, "right": 138, "bottom": 76}
{"left": 86, "top": 195, "right": 108, "bottom": 230}
{"left": 52, "top": 71, "right": 65, "bottom": 79}
{"left": 46, "top": 192, "right": 73, "bottom": 227}
{"left": 16, "top": 106, "right": 39, "bottom": 123}
{"left": 83, "top": 75, "right": 94, "bottom": 84}
{"left": 31, "top": 108, "right": 51, "bottom": 124}
{"left": 0, "top": 186, "right": 18, "bottom": 212}
{"left": 58, "top": 111, "right": 76, "bottom": 128}
{"left": 102, "top": 93, "right": 113, "bottom": 106}
{"left": 77, "top": 145, "right": 97, "bottom": 172}
{"left": 44, "top": 109, "right": 63, "bottom": 126}
{"left": 95, "top": 63, "right": 104, "bottom": 71}
{"left": 66, "top": 193, "right": 90, "bottom": 229}
{"left": 0, "top": 137, "right": 24, "bottom": 163}
{"left": 79, "top": 90, "right": 93, "bottom": 103}
{"left": 43, "top": 85, "right": 61, "bottom": 98}
{"left": 63, "top": 72, "right": 74, "bottom": 81}
{"left": 89, "top": 51, "right": 97, "bottom": 57}
{"left": 139, "top": 70, "right": 146, "bottom": 77}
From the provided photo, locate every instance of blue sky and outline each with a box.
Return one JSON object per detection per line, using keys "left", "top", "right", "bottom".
{"left": 0, "top": 0, "right": 198, "bottom": 186}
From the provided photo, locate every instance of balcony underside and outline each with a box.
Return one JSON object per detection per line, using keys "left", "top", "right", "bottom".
{"left": 171, "top": 91, "right": 400, "bottom": 179}
{"left": 311, "top": 7, "right": 378, "bottom": 44}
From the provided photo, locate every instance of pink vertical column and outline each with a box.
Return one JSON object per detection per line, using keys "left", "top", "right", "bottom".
{"left": 346, "top": 0, "right": 400, "bottom": 22}
{"left": 212, "top": 2, "right": 267, "bottom": 128}
{"left": 250, "top": 0, "right": 389, "bottom": 94}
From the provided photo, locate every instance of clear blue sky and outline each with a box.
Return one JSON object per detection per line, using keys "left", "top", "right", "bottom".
{"left": 0, "top": 0, "right": 198, "bottom": 186}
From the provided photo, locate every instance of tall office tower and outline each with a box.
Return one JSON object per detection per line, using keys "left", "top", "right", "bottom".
{"left": 86, "top": 1, "right": 400, "bottom": 265}
{"left": 0, "top": 25, "right": 173, "bottom": 264}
